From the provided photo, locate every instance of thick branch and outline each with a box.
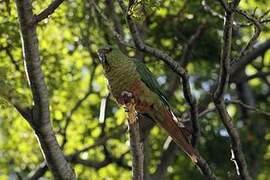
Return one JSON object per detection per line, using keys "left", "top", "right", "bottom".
{"left": 15, "top": 0, "right": 75, "bottom": 179}
{"left": 230, "top": 39, "right": 270, "bottom": 75}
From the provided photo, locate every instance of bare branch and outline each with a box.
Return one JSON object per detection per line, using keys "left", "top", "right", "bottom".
{"left": 217, "top": 0, "right": 229, "bottom": 12}
{"left": 230, "top": 39, "right": 270, "bottom": 75}
{"left": 70, "top": 150, "right": 131, "bottom": 170}
{"left": 248, "top": 71, "right": 270, "bottom": 81}
{"left": 179, "top": 23, "right": 207, "bottom": 146}
{"left": 35, "top": 0, "right": 64, "bottom": 23}
{"left": 27, "top": 162, "right": 48, "bottom": 180}
{"left": 236, "top": 9, "right": 262, "bottom": 60}
{"left": 15, "top": 0, "right": 75, "bottom": 179}
{"left": 212, "top": 3, "right": 252, "bottom": 179}
{"left": 213, "top": 11, "right": 233, "bottom": 100}
{"left": 128, "top": 120, "right": 144, "bottom": 180}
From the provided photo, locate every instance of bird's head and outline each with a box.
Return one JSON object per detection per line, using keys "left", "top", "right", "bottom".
{"left": 97, "top": 45, "right": 126, "bottom": 72}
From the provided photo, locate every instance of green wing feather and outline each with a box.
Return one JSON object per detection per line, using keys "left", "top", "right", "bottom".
{"left": 133, "top": 60, "right": 169, "bottom": 106}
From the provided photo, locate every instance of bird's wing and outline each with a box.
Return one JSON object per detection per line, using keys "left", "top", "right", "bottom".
{"left": 133, "top": 59, "right": 170, "bottom": 107}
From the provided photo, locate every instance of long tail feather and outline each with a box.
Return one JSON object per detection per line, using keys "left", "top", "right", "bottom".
{"left": 152, "top": 105, "right": 199, "bottom": 163}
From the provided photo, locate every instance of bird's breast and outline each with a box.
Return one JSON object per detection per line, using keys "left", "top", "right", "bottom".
{"left": 105, "top": 62, "right": 139, "bottom": 100}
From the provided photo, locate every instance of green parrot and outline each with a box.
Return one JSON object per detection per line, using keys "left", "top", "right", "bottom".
{"left": 97, "top": 46, "right": 198, "bottom": 163}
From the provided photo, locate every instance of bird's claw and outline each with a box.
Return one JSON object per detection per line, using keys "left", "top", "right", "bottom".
{"left": 120, "top": 91, "right": 137, "bottom": 124}
{"left": 120, "top": 91, "right": 134, "bottom": 104}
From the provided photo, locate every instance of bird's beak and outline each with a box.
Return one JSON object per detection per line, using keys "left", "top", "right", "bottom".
{"left": 97, "top": 47, "right": 112, "bottom": 64}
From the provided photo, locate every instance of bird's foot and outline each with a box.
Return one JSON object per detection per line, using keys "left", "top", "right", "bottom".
{"left": 120, "top": 91, "right": 137, "bottom": 124}
{"left": 119, "top": 91, "right": 134, "bottom": 105}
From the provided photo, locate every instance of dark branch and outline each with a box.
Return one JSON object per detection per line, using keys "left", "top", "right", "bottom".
{"left": 246, "top": 71, "right": 270, "bottom": 81}
{"left": 217, "top": 0, "right": 229, "bottom": 12}
{"left": 213, "top": 11, "right": 233, "bottom": 100}
{"left": 128, "top": 120, "right": 144, "bottom": 180}
{"left": 212, "top": 3, "right": 252, "bottom": 180}
{"left": 35, "top": 0, "right": 64, "bottom": 23}
{"left": 27, "top": 162, "right": 48, "bottom": 180}
{"left": 230, "top": 39, "right": 270, "bottom": 75}
{"left": 236, "top": 9, "right": 262, "bottom": 60}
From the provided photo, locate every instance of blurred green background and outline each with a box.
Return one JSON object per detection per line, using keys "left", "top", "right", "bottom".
{"left": 0, "top": 0, "right": 269, "bottom": 179}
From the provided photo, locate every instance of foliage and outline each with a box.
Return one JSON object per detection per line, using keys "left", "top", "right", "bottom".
{"left": 0, "top": 0, "right": 269, "bottom": 179}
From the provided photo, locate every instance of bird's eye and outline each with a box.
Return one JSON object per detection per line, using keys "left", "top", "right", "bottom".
{"left": 97, "top": 46, "right": 113, "bottom": 64}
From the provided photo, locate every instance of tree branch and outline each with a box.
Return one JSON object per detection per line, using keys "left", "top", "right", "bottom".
{"left": 212, "top": 3, "right": 252, "bottom": 180}
{"left": 235, "top": 9, "right": 262, "bottom": 60}
{"left": 35, "top": 0, "right": 64, "bottom": 23}
{"left": 27, "top": 162, "right": 48, "bottom": 180}
{"left": 128, "top": 120, "right": 144, "bottom": 180}
{"left": 15, "top": 0, "right": 75, "bottom": 179}
{"left": 217, "top": 0, "right": 230, "bottom": 12}
{"left": 230, "top": 39, "right": 270, "bottom": 75}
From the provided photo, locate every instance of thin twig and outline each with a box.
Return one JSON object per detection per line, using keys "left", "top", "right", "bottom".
{"left": 27, "top": 162, "right": 48, "bottom": 180}
{"left": 72, "top": 126, "right": 127, "bottom": 156}
{"left": 228, "top": 99, "right": 270, "bottom": 117}
{"left": 236, "top": 9, "right": 262, "bottom": 60}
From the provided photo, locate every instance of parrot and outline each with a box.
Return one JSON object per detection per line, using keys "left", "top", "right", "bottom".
{"left": 97, "top": 46, "right": 199, "bottom": 163}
